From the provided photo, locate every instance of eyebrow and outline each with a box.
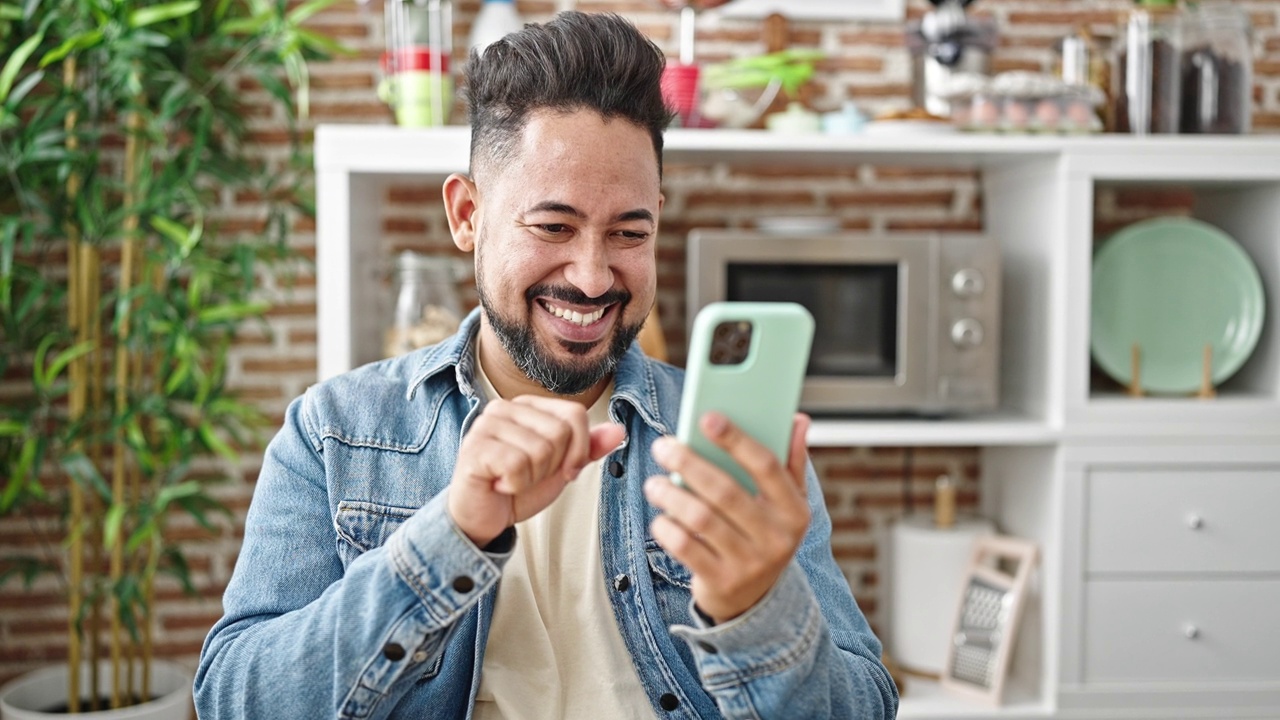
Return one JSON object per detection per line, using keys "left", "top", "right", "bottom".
{"left": 522, "top": 201, "right": 654, "bottom": 225}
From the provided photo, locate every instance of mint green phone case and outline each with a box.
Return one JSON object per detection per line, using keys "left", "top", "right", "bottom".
{"left": 676, "top": 302, "right": 815, "bottom": 495}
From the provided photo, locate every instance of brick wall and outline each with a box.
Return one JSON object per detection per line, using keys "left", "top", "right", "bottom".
{"left": 3, "top": 0, "right": 1279, "bottom": 686}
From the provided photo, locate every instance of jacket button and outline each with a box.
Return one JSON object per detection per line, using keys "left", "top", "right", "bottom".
{"left": 452, "top": 576, "right": 475, "bottom": 593}
{"left": 613, "top": 574, "right": 631, "bottom": 592}
{"left": 659, "top": 693, "right": 679, "bottom": 711}
{"left": 696, "top": 640, "right": 718, "bottom": 654}
{"left": 382, "top": 643, "right": 406, "bottom": 661}
{"left": 608, "top": 460, "right": 624, "bottom": 478}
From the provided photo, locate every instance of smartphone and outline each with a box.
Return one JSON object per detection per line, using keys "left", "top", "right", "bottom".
{"left": 675, "top": 302, "right": 814, "bottom": 495}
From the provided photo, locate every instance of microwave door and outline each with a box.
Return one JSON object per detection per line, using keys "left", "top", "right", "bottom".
{"left": 800, "top": 255, "right": 931, "bottom": 413}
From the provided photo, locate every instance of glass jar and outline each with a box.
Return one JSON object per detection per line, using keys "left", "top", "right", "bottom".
{"left": 384, "top": 251, "right": 464, "bottom": 358}
{"left": 380, "top": 0, "right": 453, "bottom": 127}
{"left": 1180, "top": 2, "right": 1252, "bottom": 134}
{"left": 1113, "top": 5, "right": 1183, "bottom": 134}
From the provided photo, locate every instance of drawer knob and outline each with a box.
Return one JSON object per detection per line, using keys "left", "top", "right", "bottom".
{"left": 1186, "top": 514, "right": 1204, "bottom": 530}
{"left": 1184, "top": 624, "right": 1200, "bottom": 640}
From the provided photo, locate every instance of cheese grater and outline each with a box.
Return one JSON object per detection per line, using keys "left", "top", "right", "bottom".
{"left": 940, "top": 534, "right": 1038, "bottom": 706}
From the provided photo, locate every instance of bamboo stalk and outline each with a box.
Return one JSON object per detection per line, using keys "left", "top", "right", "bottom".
{"left": 86, "top": 243, "right": 104, "bottom": 712}
{"left": 63, "top": 55, "right": 86, "bottom": 716}
{"left": 110, "top": 87, "right": 145, "bottom": 711}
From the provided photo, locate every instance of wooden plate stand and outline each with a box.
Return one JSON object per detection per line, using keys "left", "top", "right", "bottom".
{"left": 1127, "top": 343, "right": 1216, "bottom": 399}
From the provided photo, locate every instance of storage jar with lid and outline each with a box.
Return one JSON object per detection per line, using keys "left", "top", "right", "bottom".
{"left": 1113, "top": 2, "right": 1183, "bottom": 134}
{"left": 1180, "top": 1, "right": 1252, "bottom": 134}
{"left": 384, "top": 251, "right": 464, "bottom": 358}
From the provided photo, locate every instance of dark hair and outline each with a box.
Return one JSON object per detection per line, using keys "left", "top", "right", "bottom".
{"left": 464, "top": 11, "right": 674, "bottom": 180}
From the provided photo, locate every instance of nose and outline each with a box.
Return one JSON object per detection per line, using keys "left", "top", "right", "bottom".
{"left": 563, "top": 240, "right": 614, "bottom": 300}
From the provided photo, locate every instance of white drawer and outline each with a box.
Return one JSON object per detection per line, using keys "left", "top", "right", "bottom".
{"left": 1083, "top": 579, "right": 1280, "bottom": 684}
{"left": 1086, "top": 468, "right": 1280, "bottom": 573}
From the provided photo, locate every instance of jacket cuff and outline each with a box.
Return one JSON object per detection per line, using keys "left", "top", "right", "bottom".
{"left": 388, "top": 491, "right": 514, "bottom": 624}
{"left": 669, "top": 561, "right": 825, "bottom": 686}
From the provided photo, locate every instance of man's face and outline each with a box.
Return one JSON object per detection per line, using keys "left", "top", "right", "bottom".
{"left": 468, "top": 109, "right": 662, "bottom": 395}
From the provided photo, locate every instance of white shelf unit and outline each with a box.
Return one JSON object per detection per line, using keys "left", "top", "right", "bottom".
{"left": 315, "top": 126, "right": 1280, "bottom": 719}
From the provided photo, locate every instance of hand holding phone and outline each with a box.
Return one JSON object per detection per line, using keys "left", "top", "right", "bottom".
{"left": 674, "top": 302, "right": 814, "bottom": 495}
{"left": 646, "top": 302, "right": 816, "bottom": 622}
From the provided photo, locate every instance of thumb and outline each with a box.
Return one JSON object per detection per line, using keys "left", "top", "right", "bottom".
{"left": 786, "top": 413, "right": 811, "bottom": 497}
{"left": 588, "top": 423, "right": 626, "bottom": 461}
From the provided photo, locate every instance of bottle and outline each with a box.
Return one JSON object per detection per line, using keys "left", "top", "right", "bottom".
{"left": 1180, "top": 2, "right": 1252, "bottom": 134}
{"left": 469, "top": 0, "right": 523, "bottom": 57}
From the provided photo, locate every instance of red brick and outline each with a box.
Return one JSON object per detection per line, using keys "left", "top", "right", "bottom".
{"left": 264, "top": 302, "right": 317, "bottom": 319}
{"left": 1009, "top": 10, "right": 1125, "bottom": 26}
{"left": 838, "top": 31, "right": 904, "bottom": 47}
{"left": 388, "top": 186, "right": 440, "bottom": 205}
{"left": 828, "top": 190, "right": 954, "bottom": 207}
{"left": 383, "top": 218, "right": 429, "bottom": 234}
{"left": 241, "top": 358, "right": 316, "bottom": 374}
{"left": 817, "top": 56, "right": 886, "bottom": 73}
{"left": 684, "top": 190, "right": 817, "bottom": 210}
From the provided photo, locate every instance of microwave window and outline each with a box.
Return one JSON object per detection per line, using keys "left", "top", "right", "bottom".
{"left": 726, "top": 263, "right": 898, "bottom": 378}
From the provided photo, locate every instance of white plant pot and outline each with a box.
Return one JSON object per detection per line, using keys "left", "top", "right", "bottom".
{"left": 0, "top": 660, "right": 191, "bottom": 720}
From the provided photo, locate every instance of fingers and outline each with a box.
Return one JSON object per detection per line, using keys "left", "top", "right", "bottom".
{"left": 698, "top": 411, "right": 802, "bottom": 509}
{"left": 511, "top": 395, "right": 592, "bottom": 474}
{"left": 589, "top": 423, "right": 626, "bottom": 461}
{"left": 786, "top": 413, "right": 811, "bottom": 498}
{"left": 651, "top": 436, "right": 755, "bottom": 538}
{"left": 644, "top": 473, "right": 748, "bottom": 551}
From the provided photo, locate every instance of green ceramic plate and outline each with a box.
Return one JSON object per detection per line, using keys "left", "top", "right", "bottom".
{"left": 1091, "top": 217, "right": 1265, "bottom": 394}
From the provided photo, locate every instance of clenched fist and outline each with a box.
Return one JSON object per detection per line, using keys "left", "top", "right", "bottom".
{"left": 448, "top": 395, "right": 625, "bottom": 547}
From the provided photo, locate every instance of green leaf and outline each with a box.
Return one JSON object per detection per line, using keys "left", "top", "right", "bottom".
{"left": 197, "top": 301, "right": 268, "bottom": 324}
{"left": 220, "top": 12, "right": 270, "bottom": 35}
{"left": 0, "top": 557, "right": 56, "bottom": 589}
{"left": 0, "top": 29, "right": 42, "bottom": 104}
{"left": 198, "top": 422, "right": 236, "bottom": 461}
{"left": 31, "top": 333, "right": 55, "bottom": 391}
{"left": 60, "top": 452, "right": 111, "bottom": 500}
{"left": 294, "top": 27, "right": 350, "bottom": 58}
{"left": 43, "top": 340, "right": 93, "bottom": 388}
{"left": 285, "top": 0, "right": 338, "bottom": 25}
{"left": 0, "top": 438, "right": 36, "bottom": 513}
{"left": 38, "top": 29, "right": 104, "bottom": 68}
{"left": 4, "top": 67, "right": 42, "bottom": 106}
{"left": 103, "top": 502, "right": 126, "bottom": 551}
{"left": 155, "top": 480, "right": 202, "bottom": 511}
{"left": 124, "top": 519, "right": 155, "bottom": 554}
{"left": 128, "top": 0, "right": 200, "bottom": 28}
{"left": 164, "top": 359, "right": 190, "bottom": 395}
{"left": 0, "top": 5, "right": 22, "bottom": 21}
{"left": 0, "top": 420, "right": 24, "bottom": 436}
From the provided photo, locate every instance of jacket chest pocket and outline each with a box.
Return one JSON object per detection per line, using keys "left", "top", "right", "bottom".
{"left": 645, "top": 540, "right": 694, "bottom": 627}
{"left": 334, "top": 500, "right": 446, "bottom": 681}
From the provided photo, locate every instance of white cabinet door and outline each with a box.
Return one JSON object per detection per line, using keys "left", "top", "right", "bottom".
{"left": 1082, "top": 579, "right": 1280, "bottom": 684}
{"left": 1086, "top": 468, "right": 1280, "bottom": 574}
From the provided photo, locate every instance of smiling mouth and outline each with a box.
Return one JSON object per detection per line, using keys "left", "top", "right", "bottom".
{"left": 538, "top": 299, "right": 609, "bottom": 327}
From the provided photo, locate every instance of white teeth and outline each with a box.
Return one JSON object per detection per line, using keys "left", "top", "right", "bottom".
{"left": 543, "top": 301, "right": 605, "bottom": 327}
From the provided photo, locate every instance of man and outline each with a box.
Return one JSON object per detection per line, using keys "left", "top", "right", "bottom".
{"left": 196, "top": 12, "right": 896, "bottom": 719}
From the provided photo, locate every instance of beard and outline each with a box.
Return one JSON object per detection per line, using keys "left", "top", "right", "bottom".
{"left": 476, "top": 265, "right": 645, "bottom": 397}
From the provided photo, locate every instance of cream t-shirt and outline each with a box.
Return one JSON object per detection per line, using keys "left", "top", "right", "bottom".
{"left": 472, "top": 353, "right": 654, "bottom": 720}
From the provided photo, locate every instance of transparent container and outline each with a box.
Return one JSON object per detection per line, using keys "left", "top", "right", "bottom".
{"left": 384, "top": 251, "right": 464, "bottom": 357}
{"left": 1180, "top": 2, "right": 1252, "bottom": 134}
{"left": 1113, "top": 6, "right": 1183, "bottom": 134}
{"left": 381, "top": 0, "right": 453, "bottom": 127}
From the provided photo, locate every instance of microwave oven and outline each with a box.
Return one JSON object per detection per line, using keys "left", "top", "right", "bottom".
{"left": 687, "top": 230, "right": 1001, "bottom": 415}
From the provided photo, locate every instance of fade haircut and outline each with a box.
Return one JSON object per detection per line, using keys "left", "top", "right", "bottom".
{"left": 464, "top": 11, "right": 674, "bottom": 182}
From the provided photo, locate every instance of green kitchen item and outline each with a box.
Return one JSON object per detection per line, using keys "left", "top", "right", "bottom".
{"left": 1090, "top": 217, "right": 1265, "bottom": 394}
{"left": 379, "top": 47, "right": 453, "bottom": 127}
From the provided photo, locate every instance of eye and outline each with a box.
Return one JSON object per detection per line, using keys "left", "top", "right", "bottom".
{"left": 539, "top": 224, "right": 568, "bottom": 235}
{"left": 616, "top": 230, "right": 650, "bottom": 243}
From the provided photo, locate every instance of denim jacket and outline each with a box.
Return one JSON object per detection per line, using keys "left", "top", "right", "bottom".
{"left": 195, "top": 310, "right": 898, "bottom": 719}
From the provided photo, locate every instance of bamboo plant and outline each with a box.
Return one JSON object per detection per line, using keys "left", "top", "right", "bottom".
{"left": 0, "top": 0, "right": 342, "bottom": 711}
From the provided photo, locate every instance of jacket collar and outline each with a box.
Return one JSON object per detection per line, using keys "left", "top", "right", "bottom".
{"left": 406, "top": 308, "right": 671, "bottom": 436}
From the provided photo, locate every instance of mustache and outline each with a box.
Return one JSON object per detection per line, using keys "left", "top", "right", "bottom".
{"left": 526, "top": 283, "right": 631, "bottom": 309}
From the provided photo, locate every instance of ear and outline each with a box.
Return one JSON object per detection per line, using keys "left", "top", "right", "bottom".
{"left": 443, "top": 173, "right": 480, "bottom": 252}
